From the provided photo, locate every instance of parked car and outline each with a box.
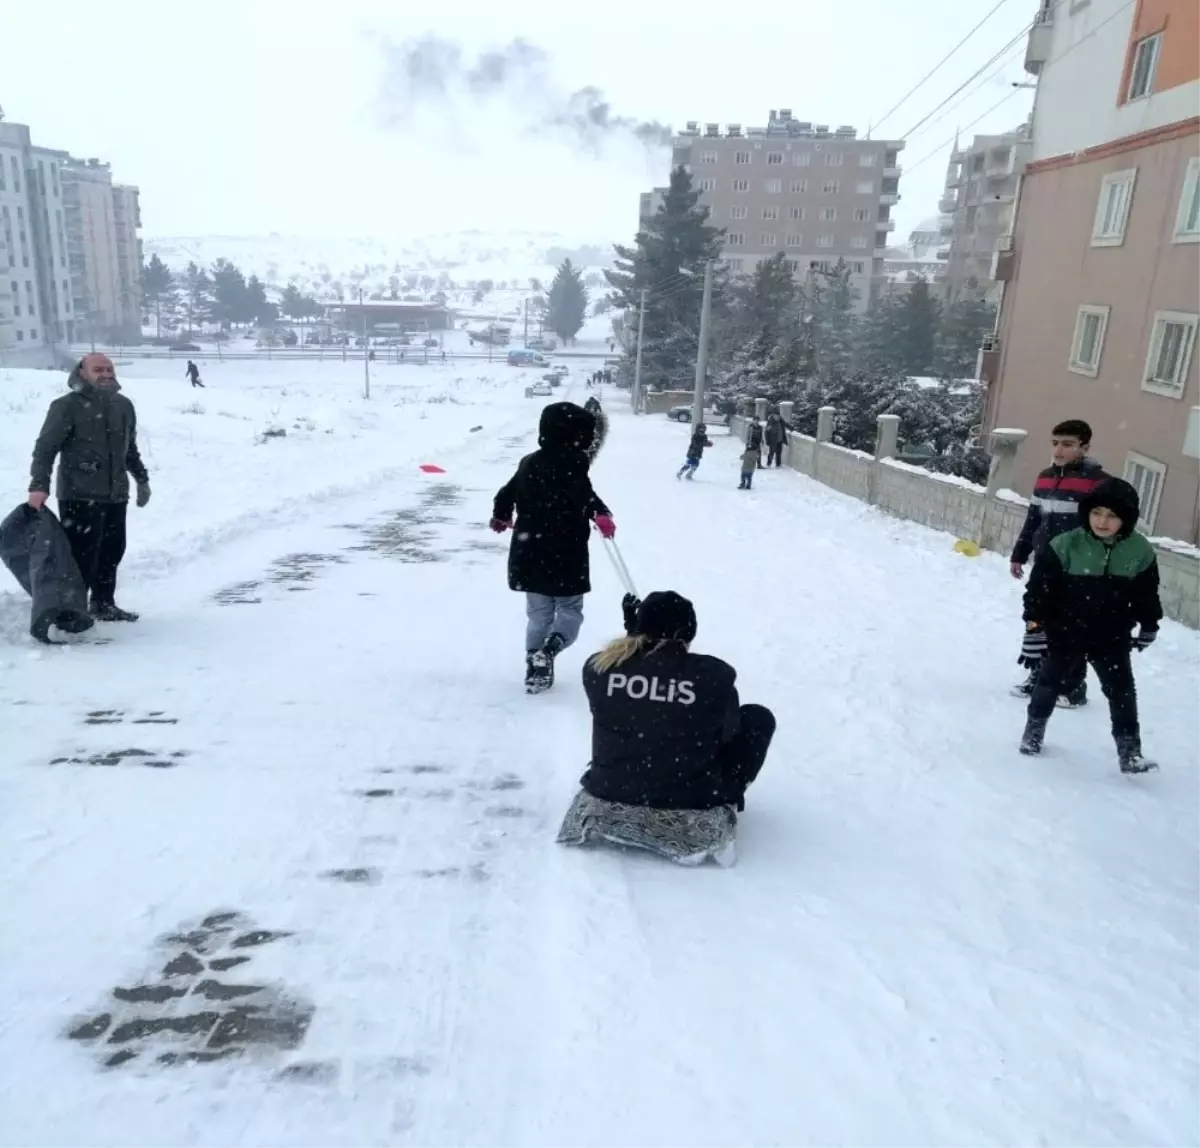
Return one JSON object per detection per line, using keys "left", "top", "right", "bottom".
{"left": 169, "top": 341, "right": 201, "bottom": 352}
{"left": 667, "top": 405, "right": 693, "bottom": 422}
{"left": 530, "top": 380, "right": 554, "bottom": 397}
{"left": 550, "top": 364, "right": 569, "bottom": 376}
{"left": 423, "top": 337, "right": 438, "bottom": 347}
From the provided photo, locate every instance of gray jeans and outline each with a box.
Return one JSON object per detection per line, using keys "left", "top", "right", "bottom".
{"left": 526, "top": 593, "right": 584, "bottom": 653}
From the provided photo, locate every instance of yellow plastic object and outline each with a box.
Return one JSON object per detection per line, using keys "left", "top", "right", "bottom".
{"left": 954, "top": 539, "right": 982, "bottom": 558}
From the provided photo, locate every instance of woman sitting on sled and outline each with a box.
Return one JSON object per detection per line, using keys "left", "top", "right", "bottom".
{"left": 556, "top": 591, "right": 776, "bottom": 865}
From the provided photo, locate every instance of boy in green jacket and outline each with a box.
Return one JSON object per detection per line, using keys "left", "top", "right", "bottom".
{"left": 1019, "top": 478, "right": 1162, "bottom": 772}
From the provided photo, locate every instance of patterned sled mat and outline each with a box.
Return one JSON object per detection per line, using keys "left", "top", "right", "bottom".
{"left": 556, "top": 789, "right": 738, "bottom": 867}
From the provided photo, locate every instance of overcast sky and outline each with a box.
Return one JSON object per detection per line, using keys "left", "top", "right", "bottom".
{"left": 4, "top": 0, "right": 1037, "bottom": 248}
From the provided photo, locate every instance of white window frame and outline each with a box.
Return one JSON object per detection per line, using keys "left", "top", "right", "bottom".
{"left": 859, "top": 153, "right": 877, "bottom": 167}
{"left": 824, "top": 151, "right": 843, "bottom": 166}
{"left": 789, "top": 206, "right": 805, "bottom": 220}
{"left": 1174, "top": 157, "right": 1200, "bottom": 243}
{"left": 734, "top": 151, "right": 751, "bottom": 165}
{"left": 761, "top": 232, "right": 778, "bottom": 247}
{"left": 730, "top": 205, "right": 747, "bottom": 220}
{"left": 854, "top": 208, "right": 871, "bottom": 222}
{"left": 1142, "top": 310, "right": 1197, "bottom": 399}
{"left": 790, "top": 179, "right": 808, "bottom": 194}
{"left": 1122, "top": 451, "right": 1166, "bottom": 532}
{"left": 725, "top": 257, "right": 744, "bottom": 272}
{"left": 817, "top": 234, "right": 835, "bottom": 248}
{"left": 732, "top": 178, "right": 749, "bottom": 193}
{"left": 793, "top": 152, "right": 811, "bottom": 167}
{"left": 700, "top": 150, "right": 718, "bottom": 164}
{"left": 1068, "top": 304, "right": 1110, "bottom": 377}
{"left": 1126, "top": 32, "right": 1161, "bottom": 102}
{"left": 785, "top": 233, "right": 803, "bottom": 247}
{"left": 1091, "top": 168, "right": 1137, "bottom": 247}
{"left": 850, "top": 235, "right": 868, "bottom": 249}
{"left": 727, "top": 232, "right": 745, "bottom": 247}
{"left": 856, "top": 180, "right": 876, "bottom": 195}
{"left": 762, "top": 206, "right": 779, "bottom": 220}
{"left": 765, "top": 179, "right": 782, "bottom": 194}
{"left": 822, "top": 180, "right": 840, "bottom": 194}
{"left": 766, "top": 152, "right": 783, "bottom": 165}
{"left": 699, "top": 178, "right": 715, "bottom": 192}
{"left": 820, "top": 207, "right": 837, "bottom": 221}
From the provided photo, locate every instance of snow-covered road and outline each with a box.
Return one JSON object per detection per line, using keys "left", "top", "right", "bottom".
{"left": 2, "top": 380, "right": 1197, "bottom": 1147}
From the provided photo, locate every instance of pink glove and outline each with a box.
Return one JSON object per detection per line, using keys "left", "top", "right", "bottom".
{"left": 489, "top": 518, "right": 512, "bottom": 534}
{"left": 594, "top": 514, "right": 616, "bottom": 539}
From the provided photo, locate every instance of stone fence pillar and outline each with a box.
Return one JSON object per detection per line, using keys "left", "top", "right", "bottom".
{"left": 754, "top": 397, "right": 769, "bottom": 420}
{"left": 875, "top": 414, "right": 900, "bottom": 461}
{"left": 778, "top": 400, "right": 794, "bottom": 424}
{"left": 816, "top": 406, "right": 835, "bottom": 443}
{"left": 980, "top": 427, "right": 1029, "bottom": 550}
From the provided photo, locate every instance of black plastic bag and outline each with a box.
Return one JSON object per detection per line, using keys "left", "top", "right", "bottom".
{"left": 0, "top": 504, "right": 94, "bottom": 643}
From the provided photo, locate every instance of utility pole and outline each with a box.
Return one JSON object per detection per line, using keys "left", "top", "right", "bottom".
{"left": 691, "top": 260, "right": 713, "bottom": 426}
{"left": 360, "top": 288, "right": 370, "bottom": 399}
{"left": 523, "top": 297, "right": 529, "bottom": 347}
{"left": 631, "top": 288, "right": 647, "bottom": 414}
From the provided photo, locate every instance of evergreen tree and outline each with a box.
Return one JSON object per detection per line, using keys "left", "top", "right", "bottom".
{"left": 714, "top": 253, "right": 801, "bottom": 402}
{"left": 210, "top": 258, "right": 250, "bottom": 329}
{"left": 545, "top": 258, "right": 589, "bottom": 343}
{"left": 141, "top": 253, "right": 175, "bottom": 339}
{"left": 246, "top": 275, "right": 275, "bottom": 325}
{"left": 181, "top": 262, "right": 214, "bottom": 334}
{"left": 893, "top": 277, "right": 941, "bottom": 377}
{"left": 811, "top": 260, "right": 859, "bottom": 385}
{"left": 855, "top": 295, "right": 904, "bottom": 378}
{"left": 605, "top": 166, "right": 726, "bottom": 391}
{"left": 935, "top": 297, "right": 997, "bottom": 380}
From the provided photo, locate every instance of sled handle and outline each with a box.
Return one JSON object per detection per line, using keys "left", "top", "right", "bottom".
{"left": 602, "top": 536, "right": 638, "bottom": 598}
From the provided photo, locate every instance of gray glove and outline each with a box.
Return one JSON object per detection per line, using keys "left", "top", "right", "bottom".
{"left": 136, "top": 481, "right": 151, "bottom": 508}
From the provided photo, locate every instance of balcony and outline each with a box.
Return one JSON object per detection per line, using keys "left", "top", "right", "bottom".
{"left": 1024, "top": 18, "right": 1053, "bottom": 75}
{"left": 991, "top": 247, "right": 1016, "bottom": 282}
{"left": 939, "top": 195, "right": 957, "bottom": 214}
{"left": 883, "top": 164, "right": 902, "bottom": 179}
{"left": 979, "top": 335, "right": 1001, "bottom": 385}
{"left": 936, "top": 247, "right": 951, "bottom": 261}
{"left": 880, "top": 192, "right": 901, "bottom": 206}
{"left": 876, "top": 218, "right": 896, "bottom": 232}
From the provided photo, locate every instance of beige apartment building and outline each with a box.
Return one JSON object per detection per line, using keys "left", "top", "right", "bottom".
{"left": 937, "top": 127, "right": 1029, "bottom": 306}
{"left": 660, "top": 110, "right": 903, "bottom": 311}
{"left": 984, "top": 0, "right": 1200, "bottom": 544}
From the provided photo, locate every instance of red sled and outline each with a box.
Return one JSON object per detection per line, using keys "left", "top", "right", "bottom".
{"left": 419, "top": 464, "right": 446, "bottom": 474}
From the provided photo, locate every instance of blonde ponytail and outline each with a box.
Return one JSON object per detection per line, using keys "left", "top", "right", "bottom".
{"left": 589, "top": 635, "right": 647, "bottom": 673}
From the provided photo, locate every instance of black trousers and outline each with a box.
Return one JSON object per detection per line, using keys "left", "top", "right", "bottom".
{"left": 1020, "top": 628, "right": 1086, "bottom": 695}
{"left": 716, "top": 704, "right": 776, "bottom": 803}
{"left": 1029, "top": 645, "right": 1138, "bottom": 740}
{"left": 190, "top": 378, "right": 205, "bottom": 388}
{"left": 766, "top": 443, "right": 784, "bottom": 467}
{"left": 60, "top": 500, "right": 127, "bottom": 606}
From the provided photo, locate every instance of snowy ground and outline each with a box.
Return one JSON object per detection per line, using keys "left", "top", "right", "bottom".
{"left": 1, "top": 369, "right": 1197, "bottom": 1148}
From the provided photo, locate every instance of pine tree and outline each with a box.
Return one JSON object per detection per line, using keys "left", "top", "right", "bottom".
{"left": 246, "top": 275, "right": 274, "bottom": 325}
{"left": 605, "top": 166, "right": 726, "bottom": 392}
{"left": 935, "top": 297, "right": 996, "bottom": 380}
{"left": 713, "top": 253, "right": 801, "bottom": 402}
{"left": 210, "top": 258, "right": 249, "bottom": 330}
{"left": 141, "top": 253, "right": 175, "bottom": 339}
{"left": 893, "top": 276, "right": 942, "bottom": 377}
{"left": 811, "top": 260, "right": 859, "bottom": 385}
{"left": 181, "top": 262, "right": 214, "bottom": 335}
{"left": 545, "top": 259, "right": 589, "bottom": 343}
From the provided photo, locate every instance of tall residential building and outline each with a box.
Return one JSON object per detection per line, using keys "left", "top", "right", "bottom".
{"left": 984, "top": 0, "right": 1200, "bottom": 543}
{"left": 936, "top": 127, "right": 1030, "bottom": 305}
{"left": 30, "top": 146, "right": 75, "bottom": 344}
{"left": 883, "top": 215, "right": 946, "bottom": 295}
{"left": 669, "top": 110, "right": 904, "bottom": 311}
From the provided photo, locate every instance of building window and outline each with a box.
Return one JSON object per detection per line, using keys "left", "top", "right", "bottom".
{"left": 1091, "top": 169, "right": 1136, "bottom": 246}
{"left": 733, "top": 178, "right": 749, "bottom": 192}
{"left": 854, "top": 208, "right": 871, "bottom": 222}
{"left": 850, "top": 261, "right": 866, "bottom": 273}
{"left": 734, "top": 151, "right": 751, "bottom": 165}
{"left": 786, "top": 259, "right": 801, "bottom": 272}
{"left": 1142, "top": 311, "right": 1197, "bottom": 398}
{"left": 817, "top": 234, "right": 835, "bottom": 248}
{"left": 850, "top": 235, "right": 868, "bottom": 248}
{"left": 701, "top": 150, "right": 718, "bottom": 164}
{"left": 820, "top": 207, "right": 837, "bottom": 221}
{"left": 699, "top": 178, "right": 715, "bottom": 191}
{"left": 824, "top": 151, "right": 843, "bottom": 166}
{"left": 1126, "top": 32, "right": 1161, "bottom": 101}
{"left": 1068, "top": 305, "right": 1110, "bottom": 376}
{"left": 1174, "top": 157, "right": 1200, "bottom": 242}
{"left": 12, "top": 303, "right": 18, "bottom": 316}
{"left": 785, "top": 233, "right": 803, "bottom": 247}
{"left": 793, "top": 152, "right": 811, "bottom": 167}
{"left": 725, "top": 257, "right": 744, "bottom": 272}
{"left": 859, "top": 153, "right": 877, "bottom": 167}
{"left": 727, "top": 233, "right": 745, "bottom": 246}
{"left": 767, "top": 152, "right": 783, "bottom": 165}
{"left": 790, "top": 179, "right": 808, "bottom": 194}
{"left": 16, "top": 330, "right": 23, "bottom": 341}
{"left": 1122, "top": 452, "right": 1165, "bottom": 532}
{"left": 730, "top": 205, "right": 747, "bottom": 219}
{"left": 30, "top": 328, "right": 38, "bottom": 339}
{"left": 765, "top": 179, "right": 782, "bottom": 193}
{"left": 762, "top": 206, "right": 779, "bottom": 220}
{"left": 789, "top": 206, "right": 805, "bottom": 220}
{"left": 10, "top": 157, "right": 19, "bottom": 192}
{"left": 823, "top": 180, "right": 840, "bottom": 194}
{"left": 761, "top": 233, "right": 778, "bottom": 247}
{"left": 856, "top": 180, "right": 875, "bottom": 195}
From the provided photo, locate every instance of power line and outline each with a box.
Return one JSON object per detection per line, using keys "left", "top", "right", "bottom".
{"left": 904, "top": 40, "right": 1026, "bottom": 145}
{"left": 872, "top": 0, "right": 1019, "bottom": 134}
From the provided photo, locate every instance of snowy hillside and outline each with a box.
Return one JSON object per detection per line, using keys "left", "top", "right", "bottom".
{"left": 144, "top": 231, "right": 615, "bottom": 297}
{"left": 0, "top": 363, "right": 1196, "bottom": 1146}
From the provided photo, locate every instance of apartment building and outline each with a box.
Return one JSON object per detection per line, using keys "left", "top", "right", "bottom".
{"left": 984, "top": 0, "right": 1199, "bottom": 544}
{"left": 30, "top": 146, "right": 75, "bottom": 344}
{"left": 669, "top": 110, "right": 904, "bottom": 311}
{"left": 936, "top": 127, "right": 1030, "bottom": 305}
{"left": 883, "top": 216, "right": 946, "bottom": 295}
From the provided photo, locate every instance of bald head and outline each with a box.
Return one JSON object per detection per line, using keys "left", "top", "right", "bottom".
{"left": 80, "top": 354, "right": 117, "bottom": 386}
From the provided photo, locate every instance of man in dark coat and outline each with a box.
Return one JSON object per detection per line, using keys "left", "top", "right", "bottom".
{"left": 27, "top": 354, "right": 151, "bottom": 622}
{"left": 185, "top": 360, "right": 204, "bottom": 387}
{"left": 764, "top": 412, "right": 788, "bottom": 467}
{"left": 491, "top": 402, "right": 615, "bottom": 693}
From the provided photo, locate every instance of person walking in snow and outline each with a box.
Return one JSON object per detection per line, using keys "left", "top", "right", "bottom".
{"left": 738, "top": 445, "right": 758, "bottom": 490}
{"left": 1010, "top": 419, "right": 1108, "bottom": 705}
{"left": 185, "top": 360, "right": 204, "bottom": 388}
{"left": 746, "top": 418, "right": 765, "bottom": 469}
{"left": 491, "top": 402, "right": 615, "bottom": 694}
{"left": 26, "top": 353, "right": 150, "bottom": 623}
{"left": 677, "top": 423, "right": 713, "bottom": 480}
{"left": 558, "top": 590, "right": 775, "bottom": 857}
{"left": 764, "top": 412, "right": 788, "bottom": 468}
{"left": 1018, "top": 477, "right": 1161, "bottom": 773}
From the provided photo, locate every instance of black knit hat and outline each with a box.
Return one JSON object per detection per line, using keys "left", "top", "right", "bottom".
{"left": 635, "top": 591, "right": 698, "bottom": 644}
{"left": 539, "top": 402, "right": 596, "bottom": 451}
{"left": 1080, "top": 477, "right": 1140, "bottom": 538}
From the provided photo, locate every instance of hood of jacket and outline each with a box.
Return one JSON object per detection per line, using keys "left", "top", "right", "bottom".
{"left": 67, "top": 363, "right": 122, "bottom": 397}
{"left": 539, "top": 401, "right": 596, "bottom": 452}
{"left": 1080, "top": 477, "right": 1140, "bottom": 539}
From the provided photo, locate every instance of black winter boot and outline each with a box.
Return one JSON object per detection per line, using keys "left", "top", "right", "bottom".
{"left": 1010, "top": 670, "right": 1038, "bottom": 699}
{"left": 526, "top": 633, "right": 566, "bottom": 695}
{"left": 1116, "top": 736, "right": 1158, "bottom": 774}
{"left": 91, "top": 601, "right": 139, "bottom": 623}
{"left": 1019, "top": 717, "right": 1048, "bottom": 756}
{"left": 1058, "top": 682, "right": 1088, "bottom": 709}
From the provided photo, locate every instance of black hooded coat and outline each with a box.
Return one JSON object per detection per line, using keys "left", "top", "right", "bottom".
{"left": 493, "top": 403, "right": 611, "bottom": 597}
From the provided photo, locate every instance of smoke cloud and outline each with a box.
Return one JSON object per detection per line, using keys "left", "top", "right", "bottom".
{"left": 372, "top": 34, "right": 672, "bottom": 153}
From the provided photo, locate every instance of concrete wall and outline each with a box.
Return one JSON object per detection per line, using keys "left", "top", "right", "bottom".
{"left": 730, "top": 412, "right": 1200, "bottom": 628}
{"left": 640, "top": 389, "right": 694, "bottom": 415}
